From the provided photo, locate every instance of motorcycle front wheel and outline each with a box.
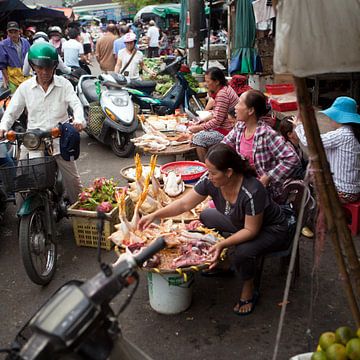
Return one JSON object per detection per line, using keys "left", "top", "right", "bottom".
{"left": 19, "top": 209, "right": 57, "bottom": 285}
{"left": 110, "top": 131, "right": 135, "bottom": 158}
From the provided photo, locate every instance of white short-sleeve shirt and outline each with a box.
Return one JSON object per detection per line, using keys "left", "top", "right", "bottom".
{"left": 63, "top": 39, "right": 84, "bottom": 67}
{"left": 147, "top": 26, "right": 159, "bottom": 47}
{"left": 117, "top": 49, "right": 144, "bottom": 80}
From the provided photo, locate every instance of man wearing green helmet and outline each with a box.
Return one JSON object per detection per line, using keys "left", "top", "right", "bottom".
{"left": 0, "top": 42, "right": 86, "bottom": 204}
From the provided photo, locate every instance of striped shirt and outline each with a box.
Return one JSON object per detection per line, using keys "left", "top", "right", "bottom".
{"left": 223, "top": 121, "right": 301, "bottom": 198}
{"left": 295, "top": 124, "right": 360, "bottom": 194}
{"left": 202, "top": 85, "right": 239, "bottom": 132}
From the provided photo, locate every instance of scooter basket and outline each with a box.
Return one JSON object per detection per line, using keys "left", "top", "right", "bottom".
{"left": 0, "top": 156, "right": 57, "bottom": 193}
{"left": 88, "top": 102, "right": 105, "bottom": 137}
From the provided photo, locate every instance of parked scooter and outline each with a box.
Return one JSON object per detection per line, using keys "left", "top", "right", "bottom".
{"left": 0, "top": 125, "right": 68, "bottom": 285}
{"left": 77, "top": 74, "right": 138, "bottom": 157}
{"left": 60, "top": 67, "right": 88, "bottom": 90}
{"left": 1, "top": 234, "right": 166, "bottom": 360}
{"left": 124, "top": 56, "right": 204, "bottom": 115}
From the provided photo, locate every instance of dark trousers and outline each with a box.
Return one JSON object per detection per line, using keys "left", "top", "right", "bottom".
{"left": 147, "top": 46, "right": 159, "bottom": 58}
{"left": 200, "top": 208, "right": 290, "bottom": 280}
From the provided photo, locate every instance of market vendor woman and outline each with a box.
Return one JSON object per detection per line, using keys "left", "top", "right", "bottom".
{"left": 138, "top": 143, "right": 291, "bottom": 316}
{"left": 189, "top": 67, "right": 238, "bottom": 162}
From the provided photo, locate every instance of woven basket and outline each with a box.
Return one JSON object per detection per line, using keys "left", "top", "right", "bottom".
{"left": 88, "top": 102, "right": 105, "bottom": 137}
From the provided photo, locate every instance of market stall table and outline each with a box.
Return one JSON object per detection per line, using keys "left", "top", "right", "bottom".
{"left": 139, "top": 142, "right": 197, "bottom": 161}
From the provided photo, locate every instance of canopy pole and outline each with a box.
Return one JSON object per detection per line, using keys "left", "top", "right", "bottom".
{"left": 227, "top": 0, "right": 232, "bottom": 75}
{"left": 294, "top": 76, "right": 360, "bottom": 327}
{"left": 206, "top": 0, "right": 212, "bottom": 70}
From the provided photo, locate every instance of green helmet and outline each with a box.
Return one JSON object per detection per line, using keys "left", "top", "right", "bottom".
{"left": 28, "top": 43, "right": 58, "bottom": 68}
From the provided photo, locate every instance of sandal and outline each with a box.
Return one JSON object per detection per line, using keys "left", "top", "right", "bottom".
{"left": 233, "top": 291, "right": 259, "bottom": 316}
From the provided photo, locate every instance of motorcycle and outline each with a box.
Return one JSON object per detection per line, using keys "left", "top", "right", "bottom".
{"left": 60, "top": 67, "right": 88, "bottom": 90}
{"left": 77, "top": 73, "right": 137, "bottom": 158}
{"left": 0, "top": 88, "right": 25, "bottom": 222}
{"left": 124, "top": 56, "right": 204, "bottom": 116}
{"left": 1, "top": 234, "right": 166, "bottom": 360}
{"left": 0, "top": 125, "right": 68, "bottom": 285}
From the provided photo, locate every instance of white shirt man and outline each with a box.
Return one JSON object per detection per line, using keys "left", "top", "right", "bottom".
{"left": 147, "top": 24, "right": 159, "bottom": 47}
{"left": 63, "top": 29, "right": 85, "bottom": 68}
{"left": 0, "top": 75, "right": 86, "bottom": 203}
{"left": 146, "top": 20, "right": 160, "bottom": 58}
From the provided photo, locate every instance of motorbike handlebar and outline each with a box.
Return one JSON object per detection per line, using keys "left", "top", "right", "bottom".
{"left": 158, "top": 56, "right": 186, "bottom": 75}
{"left": 81, "top": 236, "right": 166, "bottom": 305}
{"left": 16, "top": 237, "right": 166, "bottom": 360}
{"left": 133, "top": 236, "right": 166, "bottom": 266}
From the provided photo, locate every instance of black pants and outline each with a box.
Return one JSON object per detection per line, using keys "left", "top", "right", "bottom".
{"left": 147, "top": 47, "right": 159, "bottom": 58}
{"left": 200, "top": 208, "right": 290, "bottom": 280}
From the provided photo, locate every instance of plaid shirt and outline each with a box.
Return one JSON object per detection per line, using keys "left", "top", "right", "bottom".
{"left": 223, "top": 121, "right": 301, "bottom": 197}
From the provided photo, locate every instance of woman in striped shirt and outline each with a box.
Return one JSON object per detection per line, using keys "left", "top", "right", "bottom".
{"left": 189, "top": 67, "right": 238, "bottom": 162}
{"left": 294, "top": 96, "right": 360, "bottom": 203}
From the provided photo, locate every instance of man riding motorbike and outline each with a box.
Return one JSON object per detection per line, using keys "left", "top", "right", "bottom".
{"left": 0, "top": 43, "right": 86, "bottom": 204}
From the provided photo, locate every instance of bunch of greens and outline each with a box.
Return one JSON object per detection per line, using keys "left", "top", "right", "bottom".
{"left": 183, "top": 73, "right": 199, "bottom": 92}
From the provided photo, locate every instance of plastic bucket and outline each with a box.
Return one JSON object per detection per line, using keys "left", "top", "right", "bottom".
{"left": 147, "top": 272, "right": 194, "bottom": 314}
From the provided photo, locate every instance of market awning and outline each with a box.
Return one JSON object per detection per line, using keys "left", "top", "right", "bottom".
{"left": 54, "top": 7, "right": 76, "bottom": 20}
{"left": 274, "top": 0, "right": 360, "bottom": 76}
{"left": 135, "top": 3, "right": 210, "bottom": 22}
{"left": 12, "top": 6, "right": 67, "bottom": 21}
{"left": 0, "top": 0, "right": 28, "bottom": 13}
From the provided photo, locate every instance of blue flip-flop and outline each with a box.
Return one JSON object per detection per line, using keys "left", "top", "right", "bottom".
{"left": 233, "top": 291, "right": 260, "bottom": 316}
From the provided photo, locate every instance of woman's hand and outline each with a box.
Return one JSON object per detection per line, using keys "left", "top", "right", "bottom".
{"left": 137, "top": 213, "right": 157, "bottom": 231}
{"left": 188, "top": 125, "right": 203, "bottom": 133}
{"left": 288, "top": 115, "right": 302, "bottom": 126}
{"left": 208, "top": 242, "right": 223, "bottom": 269}
{"left": 259, "top": 174, "right": 271, "bottom": 187}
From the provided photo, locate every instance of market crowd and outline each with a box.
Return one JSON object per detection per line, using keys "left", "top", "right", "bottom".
{"left": 0, "top": 18, "right": 178, "bottom": 89}
{"left": 0, "top": 16, "right": 360, "bottom": 318}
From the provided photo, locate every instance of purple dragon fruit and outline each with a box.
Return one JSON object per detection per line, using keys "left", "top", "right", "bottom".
{"left": 97, "top": 201, "right": 113, "bottom": 213}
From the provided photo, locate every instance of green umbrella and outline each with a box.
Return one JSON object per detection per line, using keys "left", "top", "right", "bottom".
{"left": 230, "top": 0, "right": 257, "bottom": 74}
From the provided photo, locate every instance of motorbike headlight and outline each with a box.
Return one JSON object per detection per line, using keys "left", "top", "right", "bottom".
{"left": 23, "top": 133, "right": 41, "bottom": 150}
{"left": 110, "top": 95, "right": 128, "bottom": 107}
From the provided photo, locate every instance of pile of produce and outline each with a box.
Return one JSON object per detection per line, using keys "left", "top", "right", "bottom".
{"left": 76, "top": 177, "right": 120, "bottom": 212}
{"left": 142, "top": 58, "right": 206, "bottom": 96}
{"left": 143, "top": 58, "right": 163, "bottom": 73}
{"left": 183, "top": 73, "right": 199, "bottom": 93}
{"left": 311, "top": 326, "right": 360, "bottom": 359}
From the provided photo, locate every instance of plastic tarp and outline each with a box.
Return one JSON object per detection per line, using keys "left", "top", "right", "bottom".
{"left": 274, "top": 0, "right": 360, "bottom": 77}
{"left": 134, "top": 4, "right": 180, "bottom": 21}
{"left": 152, "top": 4, "right": 181, "bottom": 17}
{"left": 229, "top": 0, "right": 259, "bottom": 75}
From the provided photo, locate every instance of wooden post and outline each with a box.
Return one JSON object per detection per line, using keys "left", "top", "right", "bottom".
{"left": 294, "top": 76, "right": 360, "bottom": 327}
{"left": 187, "top": 0, "right": 202, "bottom": 66}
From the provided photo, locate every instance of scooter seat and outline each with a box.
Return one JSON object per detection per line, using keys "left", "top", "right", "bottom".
{"left": 127, "top": 80, "right": 157, "bottom": 95}
{"left": 81, "top": 79, "right": 99, "bottom": 102}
